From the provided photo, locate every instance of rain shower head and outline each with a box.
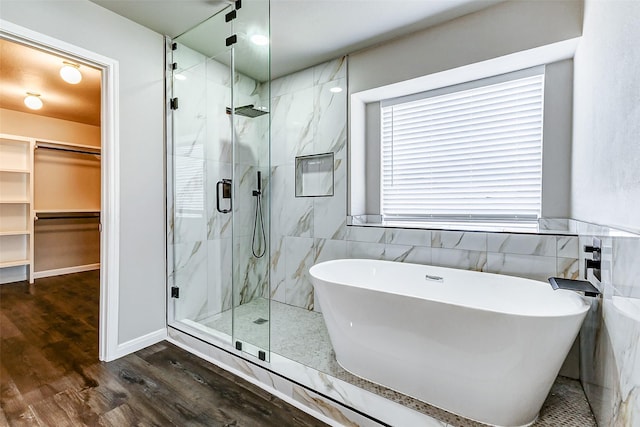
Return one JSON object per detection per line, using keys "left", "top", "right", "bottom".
{"left": 225, "top": 104, "right": 269, "bottom": 118}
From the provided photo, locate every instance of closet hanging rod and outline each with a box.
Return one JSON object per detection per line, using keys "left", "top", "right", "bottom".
{"left": 35, "top": 214, "right": 100, "bottom": 220}
{"left": 35, "top": 144, "right": 101, "bottom": 156}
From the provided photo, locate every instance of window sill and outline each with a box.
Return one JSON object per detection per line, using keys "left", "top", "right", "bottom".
{"left": 347, "top": 215, "right": 579, "bottom": 236}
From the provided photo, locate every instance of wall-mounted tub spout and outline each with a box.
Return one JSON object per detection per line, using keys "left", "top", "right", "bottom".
{"left": 548, "top": 277, "right": 601, "bottom": 297}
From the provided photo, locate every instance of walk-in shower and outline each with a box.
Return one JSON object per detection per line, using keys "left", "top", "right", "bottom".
{"left": 167, "top": 0, "right": 271, "bottom": 360}
{"left": 166, "top": 0, "right": 349, "bottom": 376}
{"left": 164, "top": 1, "right": 369, "bottom": 422}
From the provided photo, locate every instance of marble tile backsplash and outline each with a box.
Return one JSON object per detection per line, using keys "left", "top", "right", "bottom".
{"left": 272, "top": 231, "right": 582, "bottom": 311}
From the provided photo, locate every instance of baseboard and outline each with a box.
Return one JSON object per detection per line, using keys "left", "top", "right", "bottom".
{"left": 34, "top": 263, "right": 101, "bottom": 279}
{"left": 110, "top": 328, "right": 167, "bottom": 361}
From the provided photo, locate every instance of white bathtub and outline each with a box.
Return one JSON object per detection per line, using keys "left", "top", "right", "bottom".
{"left": 309, "top": 259, "right": 590, "bottom": 427}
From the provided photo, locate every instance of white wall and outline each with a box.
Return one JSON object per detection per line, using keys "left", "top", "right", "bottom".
{"left": 0, "top": 1, "right": 166, "bottom": 344}
{"left": 572, "top": 0, "right": 640, "bottom": 233}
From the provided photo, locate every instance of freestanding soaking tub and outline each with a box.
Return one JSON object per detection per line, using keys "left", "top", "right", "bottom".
{"left": 309, "top": 259, "right": 590, "bottom": 427}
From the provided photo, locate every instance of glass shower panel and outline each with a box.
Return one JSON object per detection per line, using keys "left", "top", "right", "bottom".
{"left": 230, "top": 0, "right": 271, "bottom": 360}
{"left": 168, "top": 1, "right": 271, "bottom": 362}
{"left": 169, "top": 6, "right": 235, "bottom": 343}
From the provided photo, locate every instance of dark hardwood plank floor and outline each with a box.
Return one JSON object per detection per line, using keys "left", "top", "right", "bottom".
{"left": 0, "top": 272, "right": 327, "bottom": 426}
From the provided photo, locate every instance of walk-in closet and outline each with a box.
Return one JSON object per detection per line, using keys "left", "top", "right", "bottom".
{"left": 0, "top": 38, "right": 102, "bottom": 285}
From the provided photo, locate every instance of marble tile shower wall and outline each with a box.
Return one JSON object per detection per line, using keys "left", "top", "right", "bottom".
{"left": 170, "top": 44, "right": 268, "bottom": 323}
{"left": 269, "top": 57, "right": 580, "bottom": 311}
{"left": 269, "top": 57, "right": 348, "bottom": 308}
{"left": 577, "top": 224, "right": 640, "bottom": 427}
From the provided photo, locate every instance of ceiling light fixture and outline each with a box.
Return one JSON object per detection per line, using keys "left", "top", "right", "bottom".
{"left": 60, "top": 61, "right": 82, "bottom": 84}
{"left": 174, "top": 73, "right": 186, "bottom": 81}
{"left": 329, "top": 86, "right": 343, "bottom": 93}
{"left": 250, "top": 34, "right": 269, "bottom": 46}
{"left": 24, "top": 93, "right": 43, "bottom": 110}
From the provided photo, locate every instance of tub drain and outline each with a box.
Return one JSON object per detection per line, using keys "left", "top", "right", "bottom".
{"left": 253, "top": 318, "right": 268, "bottom": 325}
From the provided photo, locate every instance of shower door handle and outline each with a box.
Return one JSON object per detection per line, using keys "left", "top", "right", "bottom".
{"left": 216, "top": 179, "right": 232, "bottom": 213}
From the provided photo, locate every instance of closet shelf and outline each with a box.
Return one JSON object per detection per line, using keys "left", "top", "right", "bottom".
{"left": 0, "top": 200, "right": 30, "bottom": 204}
{"left": 0, "top": 168, "right": 30, "bottom": 174}
{"left": 0, "top": 230, "right": 29, "bottom": 236}
{"left": 0, "top": 259, "right": 30, "bottom": 268}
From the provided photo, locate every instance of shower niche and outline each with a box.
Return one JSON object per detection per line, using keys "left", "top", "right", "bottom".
{"left": 166, "top": 0, "right": 271, "bottom": 361}
{"left": 295, "top": 152, "right": 334, "bottom": 197}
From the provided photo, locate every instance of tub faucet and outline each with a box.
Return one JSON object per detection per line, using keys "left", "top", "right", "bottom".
{"left": 584, "top": 238, "right": 602, "bottom": 281}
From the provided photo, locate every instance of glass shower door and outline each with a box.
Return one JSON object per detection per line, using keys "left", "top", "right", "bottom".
{"left": 167, "top": 1, "right": 270, "bottom": 361}
{"left": 230, "top": 0, "right": 271, "bottom": 360}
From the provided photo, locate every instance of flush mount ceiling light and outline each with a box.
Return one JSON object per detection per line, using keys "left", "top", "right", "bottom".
{"left": 24, "top": 92, "right": 43, "bottom": 110}
{"left": 250, "top": 34, "right": 269, "bottom": 46}
{"left": 329, "top": 86, "right": 343, "bottom": 93}
{"left": 60, "top": 61, "right": 82, "bottom": 84}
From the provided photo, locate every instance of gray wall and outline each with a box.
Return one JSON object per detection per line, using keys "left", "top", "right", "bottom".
{"left": 0, "top": 0, "right": 166, "bottom": 344}
{"left": 348, "top": 0, "right": 583, "bottom": 94}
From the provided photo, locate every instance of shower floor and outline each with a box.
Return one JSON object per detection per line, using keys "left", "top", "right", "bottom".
{"left": 201, "top": 298, "right": 596, "bottom": 427}
{"left": 202, "top": 297, "right": 334, "bottom": 371}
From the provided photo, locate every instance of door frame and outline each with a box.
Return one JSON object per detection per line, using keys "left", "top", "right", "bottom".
{"left": 0, "top": 19, "right": 120, "bottom": 361}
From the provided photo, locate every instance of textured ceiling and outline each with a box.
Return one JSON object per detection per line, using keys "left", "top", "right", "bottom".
{"left": 0, "top": 38, "right": 102, "bottom": 126}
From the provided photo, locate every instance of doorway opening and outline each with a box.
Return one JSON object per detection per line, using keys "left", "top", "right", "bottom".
{"left": 0, "top": 20, "right": 120, "bottom": 361}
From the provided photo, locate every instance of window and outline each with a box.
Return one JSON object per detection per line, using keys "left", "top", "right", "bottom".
{"left": 175, "top": 144, "right": 205, "bottom": 218}
{"left": 380, "top": 68, "right": 544, "bottom": 222}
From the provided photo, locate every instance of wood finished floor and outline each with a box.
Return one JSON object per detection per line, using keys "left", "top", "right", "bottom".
{"left": 0, "top": 272, "right": 327, "bottom": 426}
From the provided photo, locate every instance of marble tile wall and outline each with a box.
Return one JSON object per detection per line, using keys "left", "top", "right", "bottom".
{"left": 270, "top": 57, "right": 348, "bottom": 309}
{"left": 577, "top": 225, "right": 640, "bottom": 427}
{"left": 169, "top": 43, "right": 269, "bottom": 323}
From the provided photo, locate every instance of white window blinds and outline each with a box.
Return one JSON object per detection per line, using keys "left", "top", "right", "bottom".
{"left": 175, "top": 144, "right": 205, "bottom": 218}
{"left": 381, "top": 69, "right": 544, "bottom": 221}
